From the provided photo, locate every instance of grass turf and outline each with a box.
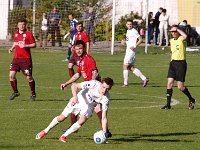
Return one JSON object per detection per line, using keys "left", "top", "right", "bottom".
{"left": 0, "top": 46, "right": 200, "bottom": 150}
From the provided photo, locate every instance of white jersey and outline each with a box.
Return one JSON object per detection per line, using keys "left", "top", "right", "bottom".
{"left": 62, "top": 80, "right": 110, "bottom": 118}
{"left": 123, "top": 28, "right": 140, "bottom": 65}
{"left": 79, "top": 80, "right": 110, "bottom": 112}
{"left": 126, "top": 28, "right": 140, "bottom": 52}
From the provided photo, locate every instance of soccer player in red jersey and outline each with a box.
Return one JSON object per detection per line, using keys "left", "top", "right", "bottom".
{"left": 8, "top": 18, "right": 36, "bottom": 101}
{"left": 68, "top": 22, "right": 89, "bottom": 77}
{"left": 61, "top": 40, "right": 104, "bottom": 129}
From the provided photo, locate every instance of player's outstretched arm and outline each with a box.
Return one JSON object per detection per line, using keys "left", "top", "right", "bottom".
{"left": 101, "top": 111, "right": 108, "bottom": 133}
{"left": 60, "top": 73, "right": 80, "bottom": 90}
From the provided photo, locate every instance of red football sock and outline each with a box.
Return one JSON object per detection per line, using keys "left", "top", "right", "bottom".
{"left": 70, "top": 114, "right": 77, "bottom": 125}
{"left": 10, "top": 80, "right": 18, "bottom": 93}
{"left": 29, "top": 80, "right": 36, "bottom": 95}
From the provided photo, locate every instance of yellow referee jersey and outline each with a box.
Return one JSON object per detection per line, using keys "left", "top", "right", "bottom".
{"left": 170, "top": 36, "right": 187, "bottom": 60}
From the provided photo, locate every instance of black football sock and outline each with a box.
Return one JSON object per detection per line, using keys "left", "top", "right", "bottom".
{"left": 166, "top": 89, "right": 173, "bottom": 106}
{"left": 182, "top": 87, "right": 194, "bottom": 102}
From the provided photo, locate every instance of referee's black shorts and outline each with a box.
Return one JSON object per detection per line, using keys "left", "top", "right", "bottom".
{"left": 167, "top": 60, "right": 187, "bottom": 82}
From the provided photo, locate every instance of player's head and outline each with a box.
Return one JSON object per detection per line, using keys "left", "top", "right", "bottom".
{"left": 99, "top": 77, "right": 114, "bottom": 95}
{"left": 169, "top": 25, "right": 180, "bottom": 38}
{"left": 17, "top": 18, "right": 27, "bottom": 32}
{"left": 74, "top": 40, "right": 86, "bottom": 56}
{"left": 76, "top": 22, "right": 84, "bottom": 32}
{"left": 69, "top": 14, "right": 74, "bottom": 21}
{"left": 126, "top": 19, "right": 133, "bottom": 30}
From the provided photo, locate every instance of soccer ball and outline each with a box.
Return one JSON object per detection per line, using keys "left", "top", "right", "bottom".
{"left": 93, "top": 130, "right": 106, "bottom": 144}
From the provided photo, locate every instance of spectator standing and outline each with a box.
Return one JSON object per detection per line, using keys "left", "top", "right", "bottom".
{"left": 84, "top": 7, "right": 96, "bottom": 46}
{"left": 39, "top": 12, "right": 48, "bottom": 48}
{"left": 154, "top": 7, "right": 163, "bottom": 45}
{"left": 63, "top": 14, "right": 78, "bottom": 61}
{"left": 161, "top": 25, "right": 196, "bottom": 109}
{"left": 48, "top": 7, "right": 62, "bottom": 47}
{"left": 147, "top": 12, "right": 154, "bottom": 44}
{"left": 159, "top": 9, "right": 169, "bottom": 46}
{"left": 8, "top": 18, "right": 36, "bottom": 101}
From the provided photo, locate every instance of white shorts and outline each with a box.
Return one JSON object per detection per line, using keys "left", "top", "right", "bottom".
{"left": 123, "top": 50, "right": 136, "bottom": 65}
{"left": 61, "top": 97, "right": 95, "bottom": 118}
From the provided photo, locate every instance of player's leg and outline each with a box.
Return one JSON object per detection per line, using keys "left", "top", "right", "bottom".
{"left": 26, "top": 75, "right": 36, "bottom": 100}
{"left": 9, "top": 60, "right": 20, "bottom": 100}
{"left": 123, "top": 64, "right": 129, "bottom": 87}
{"left": 179, "top": 84, "right": 196, "bottom": 109}
{"left": 36, "top": 100, "right": 77, "bottom": 139}
{"left": 9, "top": 71, "right": 20, "bottom": 100}
{"left": 130, "top": 66, "right": 149, "bottom": 87}
{"left": 67, "top": 43, "right": 72, "bottom": 61}
{"left": 36, "top": 114, "right": 67, "bottom": 140}
{"left": 21, "top": 59, "right": 36, "bottom": 100}
{"left": 161, "top": 78, "right": 174, "bottom": 109}
{"left": 60, "top": 115, "right": 88, "bottom": 142}
{"left": 176, "top": 60, "right": 195, "bottom": 109}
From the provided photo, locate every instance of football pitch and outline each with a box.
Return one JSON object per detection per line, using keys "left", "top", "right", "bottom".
{"left": 0, "top": 47, "right": 200, "bottom": 150}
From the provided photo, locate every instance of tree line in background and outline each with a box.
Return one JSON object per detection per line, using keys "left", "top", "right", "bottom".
{"left": 8, "top": 0, "right": 143, "bottom": 42}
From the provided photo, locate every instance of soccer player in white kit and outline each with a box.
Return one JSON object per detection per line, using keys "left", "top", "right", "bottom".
{"left": 121, "top": 19, "right": 149, "bottom": 87}
{"left": 35, "top": 77, "right": 114, "bottom": 142}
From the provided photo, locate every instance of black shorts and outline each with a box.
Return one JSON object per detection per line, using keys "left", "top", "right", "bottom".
{"left": 167, "top": 60, "right": 187, "bottom": 82}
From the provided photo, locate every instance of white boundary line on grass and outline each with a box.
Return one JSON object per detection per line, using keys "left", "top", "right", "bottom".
{"left": 1, "top": 92, "right": 180, "bottom": 111}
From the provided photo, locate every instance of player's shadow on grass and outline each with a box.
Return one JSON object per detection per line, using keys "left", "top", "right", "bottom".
{"left": 30, "top": 98, "right": 66, "bottom": 102}
{"left": 111, "top": 132, "right": 199, "bottom": 143}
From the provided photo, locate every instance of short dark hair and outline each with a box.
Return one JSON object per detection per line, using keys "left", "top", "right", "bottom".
{"left": 74, "top": 40, "right": 86, "bottom": 48}
{"left": 17, "top": 18, "right": 27, "bottom": 23}
{"left": 162, "top": 9, "right": 167, "bottom": 13}
{"left": 101, "top": 77, "right": 114, "bottom": 89}
{"left": 126, "top": 19, "right": 133, "bottom": 23}
{"left": 77, "top": 22, "right": 83, "bottom": 26}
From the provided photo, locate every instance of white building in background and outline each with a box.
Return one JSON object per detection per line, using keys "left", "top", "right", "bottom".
{"left": 0, "top": 0, "right": 31, "bottom": 40}
{"left": 114, "top": 0, "right": 179, "bottom": 25}
{"left": 0, "top": 0, "right": 9, "bottom": 40}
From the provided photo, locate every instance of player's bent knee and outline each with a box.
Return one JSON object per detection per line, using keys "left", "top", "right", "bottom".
{"left": 57, "top": 115, "right": 66, "bottom": 122}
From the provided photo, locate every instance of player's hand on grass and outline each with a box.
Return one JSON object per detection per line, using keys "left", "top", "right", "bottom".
{"left": 105, "top": 131, "right": 112, "bottom": 138}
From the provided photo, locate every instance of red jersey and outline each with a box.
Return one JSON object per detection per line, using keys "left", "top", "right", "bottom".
{"left": 74, "top": 31, "right": 89, "bottom": 43}
{"left": 77, "top": 54, "right": 97, "bottom": 81}
{"left": 14, "top": 30, "right": 35, "bottom": 58}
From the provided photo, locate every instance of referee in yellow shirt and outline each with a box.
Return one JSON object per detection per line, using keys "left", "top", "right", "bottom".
{"left": 161, "top": 25, "right": 196, "bottom": 110}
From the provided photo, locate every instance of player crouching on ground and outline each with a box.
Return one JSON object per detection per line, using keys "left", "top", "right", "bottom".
{"left": 36, "top": 77, "right": 113, "bottom": 142}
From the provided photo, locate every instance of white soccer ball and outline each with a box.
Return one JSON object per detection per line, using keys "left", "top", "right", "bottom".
{"left": 93, "top": 130, "right": 106, "bottom": 144}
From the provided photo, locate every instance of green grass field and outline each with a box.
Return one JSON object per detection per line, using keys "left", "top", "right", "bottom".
{"left": 0, "top": 46, "right": 200, "bottom": 150}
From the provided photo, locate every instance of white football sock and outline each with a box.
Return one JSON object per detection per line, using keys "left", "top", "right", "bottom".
{"left": 44, "top": 116, "right": 59, "bottom": 133}
{"left": 62, "top": 122, "right": 81, "bottom": 137}
{"left": 123, "top": 70, "right": 128, "bottom": 85}
{"left": 133, "top": 68, "right": 146, "bottom": 81}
